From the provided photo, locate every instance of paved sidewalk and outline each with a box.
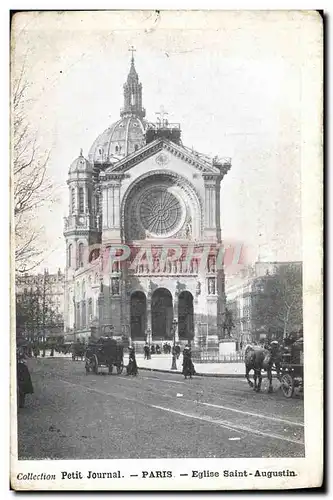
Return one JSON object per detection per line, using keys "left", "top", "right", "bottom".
{"left": 135, "top": 354, "right": 245, "bottom": 378}
{"left": 38, "top": 351, "right": 245, "bottom": 378}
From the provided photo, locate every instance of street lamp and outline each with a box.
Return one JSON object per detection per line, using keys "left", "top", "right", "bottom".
{"left": 171, "top": 319, "right": 178, "bottom": 370}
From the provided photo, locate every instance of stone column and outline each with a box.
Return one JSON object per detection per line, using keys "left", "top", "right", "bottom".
{"left": 193, "top": 281, "right": 201, "bottom": 348}
{"left": 146, "top": 280, "right": 152, "bottom": 342}
{"left": 106, "top": 175, "right": 123, "bottom": 229}
{"left": 203, "top": 174, "right": 222, "bottom": 240}
{"left": 173, "top": 292, "right": 179, "bottom": 342}
{"left": 97, "top": 284, "right": 104, "bottom": 336}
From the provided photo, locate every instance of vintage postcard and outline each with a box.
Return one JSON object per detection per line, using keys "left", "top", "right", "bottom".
{"left": 10, "top": 10, "right": 323, "bottom": 491}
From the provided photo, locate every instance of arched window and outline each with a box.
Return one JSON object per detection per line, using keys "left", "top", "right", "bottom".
{"left": 79, "top": 187, "right": 84, "bottom": 213}
{"left": 71, "top": 188, "right": 75, "bottom": 213}
{"left": 87, "top": 189, "right": 92, "bottom": 212}
{"left": 78, "top": 243, "right": 84, "bottom": 267}
{"left": 68, "top": 244, "right": 72, "bottom": 268}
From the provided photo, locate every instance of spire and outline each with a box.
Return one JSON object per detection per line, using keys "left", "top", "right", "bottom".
{"left": 129, "top": 45, "right": 136, "bottom": 67}
{"left": 120, "top": 47, "right": 146, "bottom": 118}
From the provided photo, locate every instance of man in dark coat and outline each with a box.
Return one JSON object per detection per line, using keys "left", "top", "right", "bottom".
{"left": 144, "top": 343, "right": 150, "bottom": 360}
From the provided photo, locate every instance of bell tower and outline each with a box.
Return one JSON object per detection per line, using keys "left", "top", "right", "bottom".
{"left": 64, "top": 149, "right": 101, "bottom": 273}
{"left": 120, "top": 47, "right": 146, "bottom": 119}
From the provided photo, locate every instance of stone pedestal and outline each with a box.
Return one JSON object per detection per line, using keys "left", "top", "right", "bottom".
{"left": 219, "top": 340, "right": 237, "bottom": 355}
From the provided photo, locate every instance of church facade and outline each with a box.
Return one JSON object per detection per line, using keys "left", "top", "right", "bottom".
{"left": 63, "top": 54, "right": 231, "bottom": 348}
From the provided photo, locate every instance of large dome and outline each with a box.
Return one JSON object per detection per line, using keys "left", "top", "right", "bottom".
{"left": 88, "top": 55, "right": 152, "bottom": 164}
{"left": 88, "top": 115, "right": 150, "bottom": 163}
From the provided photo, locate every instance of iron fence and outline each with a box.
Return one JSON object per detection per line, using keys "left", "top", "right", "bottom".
{"left": 192, "top": 349, "right": 244, "bottom": 363}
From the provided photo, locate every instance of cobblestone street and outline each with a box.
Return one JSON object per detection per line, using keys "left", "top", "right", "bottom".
{"left": 17, "top": 357, "right": 304, "bottom": 460}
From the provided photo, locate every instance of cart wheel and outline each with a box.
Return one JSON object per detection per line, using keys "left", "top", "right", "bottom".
{"left": 280, "top": 373, "right": 294, "bottom": 398}
{"left": 117, "top": 362, "right": 124, "bottom": 375}
{"left": 92, "top": 354, "right": 98, "bottom": 375}
{"left": 108, "top": 364, "right": 113, "bottom": 375}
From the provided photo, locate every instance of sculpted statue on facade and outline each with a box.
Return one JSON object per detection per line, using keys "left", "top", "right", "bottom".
{"left": 112, "top": 278, "right": 120, "bottom": 295}
{"left": 185, "top": 219, "right": 192, "bottom": 240}
{"left": 208, "top": 278, "right": 216, "bottom": 295}
{"left": 208, "top": 257, "right": 216, "bottom": 273}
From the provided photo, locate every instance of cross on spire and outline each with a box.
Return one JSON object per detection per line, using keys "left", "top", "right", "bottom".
{"left": 129, "top": 45, "right": 136, "bottom": 63}
{"left": 155, "top": 105, "right": 169, "bottom": 127}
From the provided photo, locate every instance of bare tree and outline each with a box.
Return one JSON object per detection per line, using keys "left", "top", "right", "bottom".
{"left": 16, "top": 270, "right": 64, "bottom": 340}
{"left": 12, "top": 62, "right": 53, "bottom": 272}
{"left": 252, "top": 264, "right": 303, "bottom": 340}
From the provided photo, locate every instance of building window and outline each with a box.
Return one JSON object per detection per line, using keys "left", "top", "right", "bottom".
{"left": 87, "top": 189, "right": 91, "bottom": 212}
{"left": 134, "top": 144, "right": 139, "bottom": 151}
{"left": 115, "top": 145, "right": 119, "bottom": 153}
{"left": 78, "top": 243, "right": 84, "bottom": 267}
{"left": 76, "top": 303, "right": 80, "bottom": 329}
{"left": 71, "top": 188, "right": 75, "bottom": 213}
{"left": 68, "top": 244, "right": 72, "bottom": 268}
{"left": 81, "top": 300, "right": 86, "bottom": 328}
{"left": 88, "top": 298, "right": 93, "bottom": 322}
{"left": 79, "top": 187, "right": 84, "bottom": 213}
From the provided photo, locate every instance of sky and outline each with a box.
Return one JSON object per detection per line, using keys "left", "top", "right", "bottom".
{"left": 11, "top": 10, "right": 322, "bottom": 273}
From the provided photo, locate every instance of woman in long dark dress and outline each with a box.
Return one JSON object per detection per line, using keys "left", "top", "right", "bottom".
{"left": 127, "top": 347, "right": 138, "bottom": 376}
{"left": 182, "top": 345, "right": 195, "bottom": 379}
{"left": 17, "top": 350, "right": 34, "bottom": 408}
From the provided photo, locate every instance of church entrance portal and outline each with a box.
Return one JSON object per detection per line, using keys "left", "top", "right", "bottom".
{"left": 178, "top": 291, "right": 194, "bottom": 340}
{"left": 130, "top": 291, "right": 147, "bottom": 340}
{"left": 151, "top": 288, "right": 173, "bottom": 341}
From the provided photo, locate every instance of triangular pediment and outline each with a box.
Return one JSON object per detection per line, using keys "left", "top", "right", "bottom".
{"left": 104, "top": 138, "right": 228, "bottom": 176}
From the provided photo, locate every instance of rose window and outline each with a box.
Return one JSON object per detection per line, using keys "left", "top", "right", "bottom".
{"left": 139, "top": 186, "right": 183, "bottom": 236}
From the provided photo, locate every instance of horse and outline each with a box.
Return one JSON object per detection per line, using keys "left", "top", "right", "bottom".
{"left": 244, "top": 345, "right": 275, "bottom": 393}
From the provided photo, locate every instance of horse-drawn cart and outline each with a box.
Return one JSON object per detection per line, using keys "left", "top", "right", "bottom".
{"left": 72, "top": 341, "right": 86, "bottom": 361}
{"left": 279, "top": 338, "right": 303, "bottom": 398}
{"left": 85, "top": 336, "right": 124, "bottom": 375}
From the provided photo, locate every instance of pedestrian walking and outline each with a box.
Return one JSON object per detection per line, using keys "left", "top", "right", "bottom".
{"left": 17, "top": 350, "right": 34, "bottom": 408}
{"left": 126, "top": 347, "right": 138, "bottom": 376}
{"left": 182, "top": 344, "right": 195, "bottom": 379}
{"left": 144, "top": 342, "right": 150, "bottom": 360}
{"left": 33, "top": 344, "right": 40, "bottom": 358}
